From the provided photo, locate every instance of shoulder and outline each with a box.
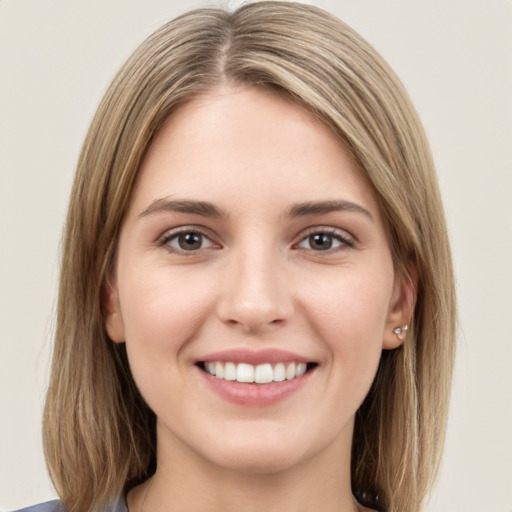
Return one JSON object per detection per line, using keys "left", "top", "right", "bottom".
{"left": 10, "top": 497, "right": 127, "bottom": 512}
{"left": 10, "top": 501, "right": 62, "bottom": 512}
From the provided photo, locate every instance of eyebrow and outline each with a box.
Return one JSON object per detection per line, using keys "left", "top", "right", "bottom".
{"left": 287, "top": 200, "right": 374, "bottom": 221}
{"left": 138, "top": 198, "right": 373, "bottom": 222}
{"left": 138, "top": 198, "right": 228, "bottom": 219}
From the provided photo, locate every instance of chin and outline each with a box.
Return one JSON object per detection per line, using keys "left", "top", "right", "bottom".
{"left": 199, "top": 429, "right": 317, "bottom": 475}
{"left": 213, "top": 447, "right": 304, "bottom": 475}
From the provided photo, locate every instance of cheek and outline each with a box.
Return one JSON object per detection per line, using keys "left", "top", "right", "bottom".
{"left": 117, "top": 265, "right": 215, "bottom": 378}
{"left": 299, "top": 266, "right": 393, "bottom": 380}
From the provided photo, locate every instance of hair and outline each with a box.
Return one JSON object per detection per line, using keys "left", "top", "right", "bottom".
{"left": 42, "top": 2, "right": 456, "bottom": 511}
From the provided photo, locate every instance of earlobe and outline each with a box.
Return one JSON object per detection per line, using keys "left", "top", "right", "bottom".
{"left": 383, "top": 268, "right": 417, "bottom": 350}
{"left": 392, "top": 325, "right": 408, "bottom": 341}
{"left": 104, "top": 279, "right": 125, "bottom": 343}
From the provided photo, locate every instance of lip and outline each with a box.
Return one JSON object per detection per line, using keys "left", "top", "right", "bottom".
{"left": 195, "top": 348, "right": 317, "bottom": 407}
{"left": 198, "top": 348, "right": 311, "bottom": 365}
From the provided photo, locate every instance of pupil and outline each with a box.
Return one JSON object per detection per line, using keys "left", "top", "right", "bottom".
{"left": 311, "top": 233, "right": 332, "bottom": 250}
{"left": 179, "top": 232, "right": 202, "bottom": 250}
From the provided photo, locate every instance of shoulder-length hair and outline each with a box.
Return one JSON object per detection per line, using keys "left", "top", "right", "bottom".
{"left": 43, "top": 2, "right": 456, "bottom": 511}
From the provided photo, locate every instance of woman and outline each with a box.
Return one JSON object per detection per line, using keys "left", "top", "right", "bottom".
{"left": 16, "top": 2, "right": 456, "bottom": 511}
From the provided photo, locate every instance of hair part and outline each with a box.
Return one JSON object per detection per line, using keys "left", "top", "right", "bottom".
{"left": 43, "top": 3, "right": 456, "bottom": 511}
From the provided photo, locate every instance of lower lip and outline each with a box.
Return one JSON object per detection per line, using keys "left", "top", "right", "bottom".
{"left": 197, "top": 366, "right": 315, "bottom": 407}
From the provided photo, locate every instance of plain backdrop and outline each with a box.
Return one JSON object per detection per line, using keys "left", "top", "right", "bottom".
{"left": 1, "top": 1, "right": 511, "bottom": 510}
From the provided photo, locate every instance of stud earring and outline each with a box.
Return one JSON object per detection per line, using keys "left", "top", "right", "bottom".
{"left": 393, "top": 324, "right": 408, "bottom": 340}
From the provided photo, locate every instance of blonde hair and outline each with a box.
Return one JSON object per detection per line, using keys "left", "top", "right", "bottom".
{"left": 43, "top": 2, "right": 456, "bottom": 511}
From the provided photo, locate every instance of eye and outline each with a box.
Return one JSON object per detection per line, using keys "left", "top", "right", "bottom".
{"left": 296, "top": 229, "right": 353, "bottom": 251}
{"left": 161, "top": 230, "right": 215, "bottom": 253}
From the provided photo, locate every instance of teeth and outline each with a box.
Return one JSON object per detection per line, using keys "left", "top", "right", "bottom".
{"left": 206, "top": 362, "right": 216, "bottom": 375}
{"left": 215, "top": 362, "right": 224, "bottom": 379}
{"left": 224, "top": 362, "right": 236, "bottom": 381}
{"left": 203, "top": 361, "right": 311, "bottom": 383}
{"left": 237, "top": 363, "right": 254, "bottom": 383}
{"left": 273, "top": 363, "right": 286, "bottom": 382}
{"left": 285, "top": 362, "right": 296, "bottom": 380}
{"left": 255, "top": 363, "right": 273, "bottom": 384}
{"left": 296, "top": 363, "right": 307, "bottom": 377}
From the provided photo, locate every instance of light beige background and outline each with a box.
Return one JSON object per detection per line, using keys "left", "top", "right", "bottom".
{"left": 1, "top": 1, "right": 511, "bottom": 510}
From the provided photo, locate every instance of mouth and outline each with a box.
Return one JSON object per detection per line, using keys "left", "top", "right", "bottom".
{"left": 195, "top": 348, "right": 319, "bottom": 406}
{"left": 196, "top": 361, "right": 318, "bottom": 384}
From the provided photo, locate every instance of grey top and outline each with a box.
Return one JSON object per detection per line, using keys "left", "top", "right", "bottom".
{"left": 11, "top": 498, "right": 128, "bottom": 512}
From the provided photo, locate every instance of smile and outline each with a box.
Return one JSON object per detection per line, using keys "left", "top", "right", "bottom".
{"left": 201, "top": 361, "right": 312, "bottom": 384}
{"left": 195, "top": 349, "right": 318, "bottom": 406}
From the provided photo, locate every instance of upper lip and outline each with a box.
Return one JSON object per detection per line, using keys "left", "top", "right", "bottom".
{"left": 197, "top": 348, "right": 314, "bottom": 365}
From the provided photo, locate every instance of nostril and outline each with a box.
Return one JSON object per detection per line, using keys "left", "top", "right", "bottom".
{"left": 222, "top": 316, "right": 286, "bottom": 333}
{"left": 216, "top": 284, "right": 294, "bottom": 332}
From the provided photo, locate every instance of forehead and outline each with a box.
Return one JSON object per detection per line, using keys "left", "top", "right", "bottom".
{"left": 129, "top": 86, "right": 381, "bottom": 221}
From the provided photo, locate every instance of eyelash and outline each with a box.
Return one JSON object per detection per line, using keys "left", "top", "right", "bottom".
{"left": 158, "top": 228, "right": 217, "bottom": 255}
{"left": 157, "top": 226, "right": 354, "bottom": 255}
{"left": 295, "top": 227, "right": 354, "bottom": 252}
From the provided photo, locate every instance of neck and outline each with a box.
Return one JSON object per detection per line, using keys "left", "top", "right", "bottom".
{"left": 129, "top": 421, "right": 361, "bottom": 512}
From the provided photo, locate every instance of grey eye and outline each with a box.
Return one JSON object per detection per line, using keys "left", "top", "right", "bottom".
{"left": 178, "top": 232, "right": 202, "bottom": 250}
{"left": 307, "top": 233, "right": 333, "bottom": 250}
{"left": 165, "top": 231, "right": 214, "bottom": 251}
{"left": 297, "top": 231, "right": 352, "bottom": 251}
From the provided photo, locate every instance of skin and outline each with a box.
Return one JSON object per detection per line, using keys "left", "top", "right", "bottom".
{"left": 105, "top": 86, "right": 413, "bottom": 512}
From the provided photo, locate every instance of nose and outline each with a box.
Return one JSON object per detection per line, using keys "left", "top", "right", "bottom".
{"left": 216, "top": 245, "right": 294, "bottom": 333}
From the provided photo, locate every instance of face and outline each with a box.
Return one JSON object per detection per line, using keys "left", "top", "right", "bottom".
{"left": 106, "top": 86, "right": 410, "bottom": 476}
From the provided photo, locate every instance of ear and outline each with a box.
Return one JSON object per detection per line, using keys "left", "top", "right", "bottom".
{"left": 104, "top": 277, "right": 125, "bottom": 343}
{"left": 383, "top": 266, "right": 417, "bottom": 350}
